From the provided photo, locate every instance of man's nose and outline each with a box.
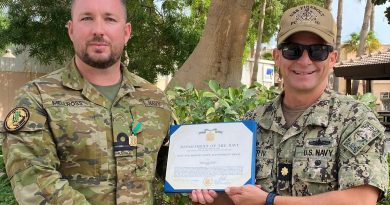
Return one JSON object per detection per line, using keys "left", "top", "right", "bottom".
{"left": 297, "top": 50, "right": 312, "bottom": 65}
{"left": 92, "top": 19, "right": 105, "bottom": 35}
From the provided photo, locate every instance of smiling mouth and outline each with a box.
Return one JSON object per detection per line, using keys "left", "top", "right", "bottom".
{"left": 292, "top": 70, "right": 315, "bottom": 75}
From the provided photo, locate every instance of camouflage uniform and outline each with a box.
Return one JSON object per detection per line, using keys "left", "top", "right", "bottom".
{"left": 245, "top": 89, "right": 388, "bottom": 198}
{"left": 1, "top": 59, "right": 171, "bottom": 205}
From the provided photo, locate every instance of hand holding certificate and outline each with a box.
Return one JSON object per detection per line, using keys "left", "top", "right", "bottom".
{"left": 164, "top": 120, "right": 256, "bottom": 192}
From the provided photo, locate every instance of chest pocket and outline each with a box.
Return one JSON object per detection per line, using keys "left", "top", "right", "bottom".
{"left": 292, "top": 136, "right": 338, "bottom": 196}
{"left": 46, "top": 104, "right": 106, "bottom": 177}
{"left": 129, "top": 100, "right": 170, "bottom": 178}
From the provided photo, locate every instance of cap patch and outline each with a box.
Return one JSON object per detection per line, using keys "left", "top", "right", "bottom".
{"left": 4, "top": 107, "right": 30, "bottom": 132}
{"left": 290, "top": 5, "right": 325, "bottom": 26}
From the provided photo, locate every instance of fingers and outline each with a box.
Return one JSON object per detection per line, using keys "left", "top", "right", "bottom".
{"left": 225, "top": 186, "right": 242, "bottom": 195}
{"left": 202, "top": 189, "right": 216, "bottom": 203}
{"left": 189, "top": 189, "right": 216, "bottom": 204}
{"left": 208, "top": 190, "right": 218, "bottom": 198}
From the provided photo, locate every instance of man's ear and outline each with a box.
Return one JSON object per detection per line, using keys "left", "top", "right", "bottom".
{"left": 124, "top": 22, "right": 132, "bottom": 44}
{"left": 273, "top": 48, "right": 281, "bottom": 67}
{"left": 328, "top": 50, "right": 338, "bottom": 67}
{"left": 67, "top": 20, "right": 74, "bottom": 42}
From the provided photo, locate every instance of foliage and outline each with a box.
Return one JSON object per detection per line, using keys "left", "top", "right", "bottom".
{"left": 279, "top": 0, "right": 325, "bottom": 10}
{"left": 126, "top": 0, "right": 204, "bottom": 82}
{"left": 0, "top": 0, "right": 204, "bottom": 83}
{"left": 341, "top": 32, "right": 360, "bottom": 53}
{"left": 0, "top": 0, "right": 73, "bottom": 63}
{"left": 341, "top": 31, "right": 381, "bottom": 55}
{"left": 374, "top": 0, "right": 390, "bottom": 24}
{"left": 0, "top": 10, "right": 9, "bottom": 52}
{"left": 262, "top": 52, "right": 273, "bottom": 60}
{"left": 347, "top": 92, "right": 377, "bottom": 110}
{"left": 244, "top": 0, "right": 283, "bottom": 63}
{"left": 167, "top": 80, "right": 280, "bottom": 124}
{"left": 154, "top": 177, "right": 191, "bottom": 205}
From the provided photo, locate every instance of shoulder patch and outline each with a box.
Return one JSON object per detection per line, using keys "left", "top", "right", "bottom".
{"left": 342, "top": 121, "right": 382, "bottom": 155}
{"left": 4, "top": 107, "right": 30, "bottom": 132}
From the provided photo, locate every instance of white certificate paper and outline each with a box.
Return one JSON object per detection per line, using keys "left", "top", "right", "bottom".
{"left": 164, "top": 120, "right": 256, "bottom": 192}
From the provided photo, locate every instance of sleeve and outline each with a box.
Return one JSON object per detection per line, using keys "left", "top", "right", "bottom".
{"left": 2, "top": 84, "right": 91, "bottom": 205}
{"left": 156, "top": 95, "right": 174, "bottom": 179}
{"left": 338, "top": 104, "right": 389, "bottom": 200}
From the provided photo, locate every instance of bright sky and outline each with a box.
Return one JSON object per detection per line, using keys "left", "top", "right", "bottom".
{"left": 331, "top": 1, "right": 390, "bottom": 44}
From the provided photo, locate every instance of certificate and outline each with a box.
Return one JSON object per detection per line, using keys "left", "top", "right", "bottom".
{"left": 164, "top": 120, "right": 256, "bottom": 192}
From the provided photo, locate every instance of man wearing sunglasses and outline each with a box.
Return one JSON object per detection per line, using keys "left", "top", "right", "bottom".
{"left": 190, "top": 4, "right": 388, "bottom": 205}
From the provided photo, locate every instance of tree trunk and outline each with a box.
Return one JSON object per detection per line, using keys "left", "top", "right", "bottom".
{"left": 370, "top": 4, "right": 374, "bottom": 31}
{"left": 332, "top": 0, "right": 343, "bottom": 92}
{"left": 250, "top": 0, "right": 267, "bottom": 86}
{"left": 167, "top": 0, "right": 255, "bottom": 90}
{"left": 352, "top": 0, "right": 373, "bottom": 95}
{"left": 357, "top": 0, "right": 372, "bottom": 56}
{"left": 325, "top": 0, "right": 333, "bottom": 10}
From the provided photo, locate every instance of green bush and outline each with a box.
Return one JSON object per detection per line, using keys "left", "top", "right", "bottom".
{"left": 155, "top": 81, "right": 280, "bottom": 204}
{"left": 166, "top": 80, "right": 279, "bottom": 124}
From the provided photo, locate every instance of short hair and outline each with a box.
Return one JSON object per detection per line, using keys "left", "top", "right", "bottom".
{"left": 71, "top": 0, "right": 128, "bottom": 20}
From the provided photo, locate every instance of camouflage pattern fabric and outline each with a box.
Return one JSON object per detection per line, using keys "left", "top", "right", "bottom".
{"left": 244, "top": 89, "right": 388, "bottom": 198}
{"left": 1, "top": 59, "right": 172, "bottom": 205}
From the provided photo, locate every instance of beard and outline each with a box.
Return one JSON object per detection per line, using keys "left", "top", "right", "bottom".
{"left": 76, "top": 36, "right": 123, "bottom": 69}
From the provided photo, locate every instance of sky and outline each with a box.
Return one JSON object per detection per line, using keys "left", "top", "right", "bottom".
{"left": 331, "top": 1, "right": 390, "bottom": 44}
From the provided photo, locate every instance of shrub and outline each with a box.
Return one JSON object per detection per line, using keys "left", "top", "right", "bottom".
{"left": 155, "top": 81, "right": 280, "bottom": 204}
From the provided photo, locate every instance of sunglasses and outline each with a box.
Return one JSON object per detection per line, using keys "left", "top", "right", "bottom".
{"left": 277, "top": 43, "right": 334, "bottom": 61}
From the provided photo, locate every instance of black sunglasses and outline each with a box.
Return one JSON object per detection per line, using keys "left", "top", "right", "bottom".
{"left": 277, "top": 43, "right": 334, "bottom": 61}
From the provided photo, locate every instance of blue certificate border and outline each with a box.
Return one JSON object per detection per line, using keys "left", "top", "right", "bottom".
{"left": 164, "top": 120, "right": 257, "bottom": 193}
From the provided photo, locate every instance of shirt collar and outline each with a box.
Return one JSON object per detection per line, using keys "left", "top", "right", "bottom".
{"left": 62, "top": 57, "right": 141, "bottom": 90}
{"left": 256, "top": 89, "right": 333, "bottom": 130}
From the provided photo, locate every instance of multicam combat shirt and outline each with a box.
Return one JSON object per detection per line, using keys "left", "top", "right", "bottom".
{"left": 1, "top": 59, "right": 171, "bottom": 205}
{"left": 245, "top": 89, "right": 388, "bottom": 198}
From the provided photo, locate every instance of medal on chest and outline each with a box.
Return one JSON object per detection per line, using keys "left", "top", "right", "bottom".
{"left": 129, "top": 120, "right": 143, "bottom": 147}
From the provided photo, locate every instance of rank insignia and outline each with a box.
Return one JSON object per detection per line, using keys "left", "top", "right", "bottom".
{"left": 4, "top": 107, "right": 30, "bottom": 132}
{"left": 277, "top": 163, "right": 292, "bottom": 181}
{"left": 281, "top": 167, "right": 289, "bottom": 176}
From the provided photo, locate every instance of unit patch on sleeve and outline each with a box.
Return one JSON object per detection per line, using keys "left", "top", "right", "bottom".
{"left": 4, "top": 107, "right": 30, "bottom": 132}
{"left": 342, "top": 121, "right": 382, "bottom": 156}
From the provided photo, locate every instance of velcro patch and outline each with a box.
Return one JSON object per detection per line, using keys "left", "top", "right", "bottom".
{"left": 342, "top": 121, "right": 382, "bottom": 156}
{"left": 143, "top": 99, "right": 166, "bottom": 109}
{"left": 277, "top": 163, "right": 292, "bottom": 181}
{"left": 51, "top": 100, "right": 90, "bottom": 107}
{"left": 4, "top": 107, "right": 30, "bottom": 132}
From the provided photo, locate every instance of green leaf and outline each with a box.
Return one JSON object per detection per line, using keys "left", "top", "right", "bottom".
{"left": 206, "top": 107, "right": 216, "bottom": 116}
{"left": 243, "top": 88, "right": 257, "bottom": 99}
{"left": 208, "top": 80, "right": 219, "bottom": 93}
{"left": 218, "top": 99, "right": 230, "bottom": 108}
{"left": 228, "top": 87, "right": 238, "bottom": 101}
{"left": 225, "top": 108, "right": 238, "bottom": 115}
{"left": 203, "top": 91, "right": 218, "bottom": 98}
{"left": 360, "top": 93, "right": 376, "bottom": 104}
{"left": 223, "top": 117, "right": 235, "bottom": 122}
